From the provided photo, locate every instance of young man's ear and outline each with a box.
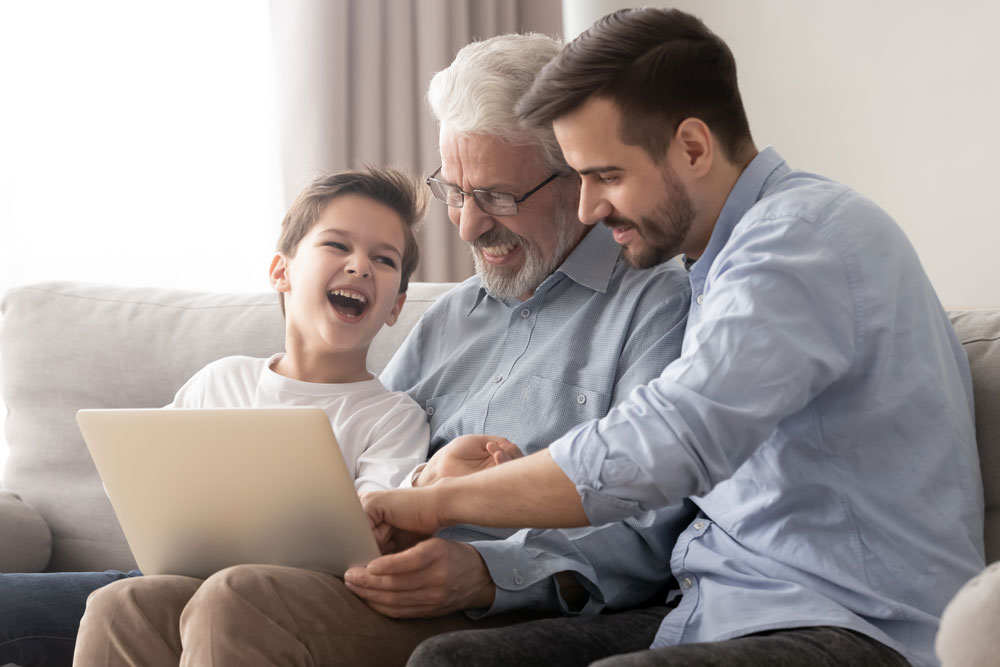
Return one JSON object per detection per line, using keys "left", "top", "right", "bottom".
{"left": 670, "top": 117, "right": 714, "bottom": 179}
{"left": 269, "top": 253, "right": 291, "bottom": 293}
{"left": 384, "top": 292, "right": 407, "bottom": 327}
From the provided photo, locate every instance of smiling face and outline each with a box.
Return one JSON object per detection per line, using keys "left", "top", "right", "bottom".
{"left": 553, "top": 96, "right": 706, "bottom": 268}
{"left": 438, "top": 128, "right": 587, "bottom": 300}
{"left": 270, "top": 194, "right": 407, "bottom": 383}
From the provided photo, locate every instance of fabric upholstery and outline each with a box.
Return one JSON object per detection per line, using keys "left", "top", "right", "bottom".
{"left": 0, "top": 281, "right": 453, "bottom": 572}
{"left": 0, "top": 489, "right": 51, "bottom": 572}
{"left": 949, "top": 309, "right": 1000, "bottom": 563}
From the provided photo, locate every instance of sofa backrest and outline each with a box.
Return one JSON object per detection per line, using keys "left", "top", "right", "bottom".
{"left": 0, "top": 281, "right": 455, "bottom": 571}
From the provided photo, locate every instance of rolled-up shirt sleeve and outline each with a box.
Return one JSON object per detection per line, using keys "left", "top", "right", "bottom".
{"left": 551, "top": 214, "right": 858, "bottom": 524}
{"left": 466, "top": 502, "right": 693, "bottom": 617}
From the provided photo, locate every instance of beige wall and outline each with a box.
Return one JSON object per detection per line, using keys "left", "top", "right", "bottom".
{"left": 563, "top": 0, "right": 1000, "bottom": 307}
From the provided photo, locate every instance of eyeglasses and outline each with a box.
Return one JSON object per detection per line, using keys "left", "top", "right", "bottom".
{"left": 425, "top": 166, "right": 560, "bottom": 216}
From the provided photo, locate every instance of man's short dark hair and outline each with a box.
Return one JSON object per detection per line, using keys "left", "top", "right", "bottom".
{"left": 516, "top": 8, "right": 754, "bottom": 163}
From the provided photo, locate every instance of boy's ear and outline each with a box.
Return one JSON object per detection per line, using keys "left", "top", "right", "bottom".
{"left": 384, "top": 292, "right": 407, "bottom": 327}
{"left": 269, "top": 253, "right": 291, "bottom": 293}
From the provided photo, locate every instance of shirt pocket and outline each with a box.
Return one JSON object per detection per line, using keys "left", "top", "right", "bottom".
{"left": 517, "top": 375, "right": 609, "bottom": 455}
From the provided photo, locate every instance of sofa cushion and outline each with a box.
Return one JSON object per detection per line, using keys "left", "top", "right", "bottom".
{"left": 0, "top": 281, "right": 455, "bottom": 572}
{"left": 0, "top": 490, "right": 51, "bottom": 572}
{"left": 949, "top": 309, "right": 1000, "bottom": 564}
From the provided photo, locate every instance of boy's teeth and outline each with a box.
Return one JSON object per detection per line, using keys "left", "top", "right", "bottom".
{"left": 482, "top": 243, "right": 516, "bottom": 256}
{"left": 329, "top": 289, "right": 367, "bottom": 303}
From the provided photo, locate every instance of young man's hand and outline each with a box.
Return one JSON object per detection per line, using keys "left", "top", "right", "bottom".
{"left": 362, "top": 487, "right": 444, "bottom": 554}
{"left": 414, "top": 434, "right": 522, "bottom": 487}
{"left": 343, "top": 537, "right": 496, "bottom": 617}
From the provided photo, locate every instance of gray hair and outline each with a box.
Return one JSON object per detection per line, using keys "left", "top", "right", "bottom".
{"left": 427, "top": 33, "right": 567, "bottom": 174}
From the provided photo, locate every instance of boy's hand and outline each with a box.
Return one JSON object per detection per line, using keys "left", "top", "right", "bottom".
{"left": 414, "top": 434, "right": 522, "bottom": 487}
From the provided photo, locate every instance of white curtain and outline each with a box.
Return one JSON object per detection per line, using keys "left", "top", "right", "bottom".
{"left": 269, "top": 0, "right": 563, "bottom": 283}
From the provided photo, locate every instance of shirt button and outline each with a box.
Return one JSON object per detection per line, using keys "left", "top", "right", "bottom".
{"left": 693, "top": 521, "right": 705, "bottom": 531}
{"left": 513, "top": 569, "right": 524, "bottom": 585}
{"left": 520, "top": 308, "right": 531, "bottom": 318}
{"left": 696, "top": 294, "right": 705, "bottom": 305}
{"left": 681, "top": 577, "right": 694, "bottom": 590}
{"left": 576, "top": 393, "right": 587, "bottom": 405}
{"left": 493, "top": 375, "right": 503, "bottom": 383}
{"left": 426, "top": 406, "right": 435, "bottom": 416}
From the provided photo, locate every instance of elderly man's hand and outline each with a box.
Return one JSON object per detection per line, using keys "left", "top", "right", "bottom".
{"left": 343, "top": 537, "right": 496, "bottom": 617}
{"left": 415, "top": 434, "right": 522, "bottom": 487}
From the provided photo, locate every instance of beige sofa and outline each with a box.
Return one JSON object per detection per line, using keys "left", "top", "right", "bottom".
{"left": 1, "top": 282, "right": 997, "bottom": 628}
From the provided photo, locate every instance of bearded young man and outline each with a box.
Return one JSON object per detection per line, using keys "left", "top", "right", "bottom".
{"left": 368, "top": 9, "right": 984, "bottom": 667}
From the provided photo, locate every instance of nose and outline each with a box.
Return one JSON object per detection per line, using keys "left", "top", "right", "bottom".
{"left": 452, "top": 197, "right": 494, "bottom": 243}
{"left": 345, "top": 253, "right": 371, "bottom": 279}
{"left": 577, "top": 180, "right": 612, "bottom": 226}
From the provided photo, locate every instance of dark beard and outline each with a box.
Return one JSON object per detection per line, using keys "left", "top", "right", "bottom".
{"left": 607, "top": 167, "right": 695, "bottom": 269}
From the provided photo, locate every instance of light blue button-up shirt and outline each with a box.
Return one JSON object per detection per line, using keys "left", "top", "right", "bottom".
{"left": 381, "top": 224, "right": 694, "bottom": 616}
{"left": 549, "top": 148, "right": 984, "bottom": 666}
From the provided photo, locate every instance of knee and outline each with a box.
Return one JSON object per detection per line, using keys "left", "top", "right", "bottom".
{"left": 181, "top": 564, "right": 281, "bottom": 624}
{"left": 408, "top": 632, "right": 477, "bottom": 667}
{"left": 936, "top": 562, "right": 1000, "bottom": 667}
{"left": 83, "top": 576, "right": 150, "bottom": 621}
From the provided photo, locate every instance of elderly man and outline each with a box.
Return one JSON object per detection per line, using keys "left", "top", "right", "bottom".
{"left": 60, "top": 33, "right": 693, "bottom": 666}
{"left": 367, "top": 8, "right": 985, "bottom": 667}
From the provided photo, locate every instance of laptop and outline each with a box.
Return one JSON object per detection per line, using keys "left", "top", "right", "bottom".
{"left": 77, "top": 407, "right": 381, "bottom": 579}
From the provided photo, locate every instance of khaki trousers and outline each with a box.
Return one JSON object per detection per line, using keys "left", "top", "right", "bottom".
{"left": 72, "top": 564, "right": 537, "bottom": 667}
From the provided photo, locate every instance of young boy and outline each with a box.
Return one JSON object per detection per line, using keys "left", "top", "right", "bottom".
{"left": 169, "top": 165, "right": 430, "bottom": 491}
{"left": 0, "top": 165, "right": 431, "bottom": 667}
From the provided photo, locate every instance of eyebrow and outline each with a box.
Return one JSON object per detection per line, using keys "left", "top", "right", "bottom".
{"left": 575, "top": 165, "right": 623, "bottom": 176}
{"left": 317, "top": 227, "right": 403, "bottom": 257}
{"left": 439, "top": 168, "right": 517, "bottom": 194}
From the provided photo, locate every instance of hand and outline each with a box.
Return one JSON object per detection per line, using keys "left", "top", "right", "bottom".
{"left": 362, "top": 487, "right": 445, "bottom": 554}
{"left": 415, "top": 434, "right": 523, "bottom": 487}
{"left": 343, "top": 538, "right": 496, "bottom": 617}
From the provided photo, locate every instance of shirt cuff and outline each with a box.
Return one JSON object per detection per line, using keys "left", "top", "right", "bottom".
{"left": 397, "top": 462, "right": 426, "bottom": 489}
{"left": 464, "top": 539, "right": 597, "bottom": 618}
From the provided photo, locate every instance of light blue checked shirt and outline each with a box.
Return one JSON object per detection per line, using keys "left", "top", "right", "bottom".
{"left": 381, "top": 224, "right": 693, "bottom": 616}
{"left": 549, "top": 148, "right": 985, "bottom": 667}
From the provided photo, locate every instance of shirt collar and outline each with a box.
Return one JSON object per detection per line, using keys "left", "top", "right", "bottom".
{"left": 469, "top": 224, "right": 621, "bottom": 314}
{"left": 686, "top": 146, "right": 788, "bottom": 281}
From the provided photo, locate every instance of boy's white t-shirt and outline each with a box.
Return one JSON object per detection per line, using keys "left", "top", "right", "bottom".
{"left": 167, "top": 353, "right": 430, "bottom": 493}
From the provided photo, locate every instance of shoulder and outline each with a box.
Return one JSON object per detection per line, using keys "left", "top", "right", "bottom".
{"left": 193, "top": 355, "right": 268, "bottom": 381}
{"left": 744, "top": 170, "right": 896, "bottom": 245}
{"left": 347, "top": 380, "right": 424, "bottom": 414}
{"left": 418, "top": 275, "right": 483, "bottom": 318}
{"left": 607, "top": 257, "right": 692, "bottom": 316}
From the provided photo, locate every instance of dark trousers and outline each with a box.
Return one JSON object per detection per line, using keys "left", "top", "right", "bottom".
{"left": 407, "top": 605, "right": 912, "bottom": 667}
{"left": 0, "top": 570, "right": 141, "bottom": 667}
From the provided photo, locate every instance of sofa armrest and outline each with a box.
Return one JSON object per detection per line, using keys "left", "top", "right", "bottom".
{"left": 0, "top": 489, "right": 51, "bottom": 572}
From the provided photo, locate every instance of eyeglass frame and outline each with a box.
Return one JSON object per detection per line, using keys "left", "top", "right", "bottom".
{"left": 425, "top": 166, "right": 560, "bottom": 216}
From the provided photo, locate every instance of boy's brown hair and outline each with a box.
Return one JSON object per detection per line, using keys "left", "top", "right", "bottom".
{"left": 275, "top": 165, "right": 426, "bottom": 313}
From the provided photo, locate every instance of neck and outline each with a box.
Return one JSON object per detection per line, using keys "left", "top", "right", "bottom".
{"left": 685, "top": 148, "right": 758, "bottom": 260}
{"left": 273, "top": 343, "right": 372, "bottom": 384}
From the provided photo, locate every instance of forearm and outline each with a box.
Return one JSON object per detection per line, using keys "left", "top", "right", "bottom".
{"left": 434, "top": 449, "right": 588, "bottom": 529}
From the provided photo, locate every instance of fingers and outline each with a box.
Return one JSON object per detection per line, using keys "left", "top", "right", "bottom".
{"left": 485, "top": 438, "right": 522, "bottom": 465}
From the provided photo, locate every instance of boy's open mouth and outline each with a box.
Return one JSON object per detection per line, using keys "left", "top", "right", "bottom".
{"left": 327, "top": 289, "right": 369, "bottom": 318}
